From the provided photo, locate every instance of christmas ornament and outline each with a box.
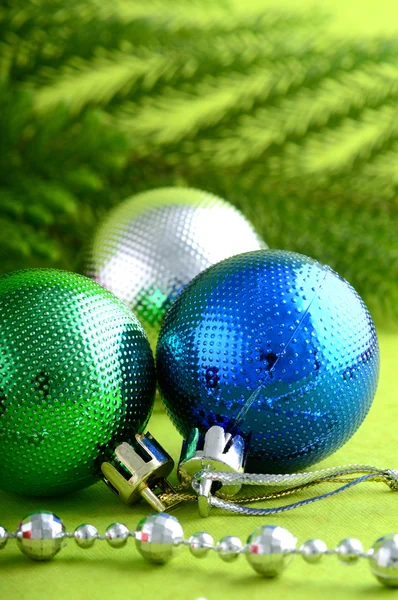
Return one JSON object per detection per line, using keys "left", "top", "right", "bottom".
{"left": 0, "top": 269, "right": 158, "bottom": 498}
{"left": 3, "top": 510, "right": 398, "bottom": 588}
{"left": 157, "top": 250, "right": 380, "bottom": 474}
{"left": 85, "top": 187, "right": 266, "bottom": 350}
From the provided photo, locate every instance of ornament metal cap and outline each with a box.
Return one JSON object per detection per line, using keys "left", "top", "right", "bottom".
{"left": 178, "top": 425, "right": 247, "bottom": 515}
{"left": 101, "top": 433, "right": 177, "bottom": 512}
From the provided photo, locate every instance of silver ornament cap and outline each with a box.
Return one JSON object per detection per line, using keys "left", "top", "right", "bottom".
{"left": 179, "top": 425, "right": 246, "bottom": 516}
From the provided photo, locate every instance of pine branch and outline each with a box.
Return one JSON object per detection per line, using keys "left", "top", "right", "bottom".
{"left": 268, "top": 103, "right": 398, "bottom": 179}
{"left": 91, "top": 0, "right": 326, "bottom": 33}
{"left": 0, "top": 217, "right": 64, "bottom": 271}
{"left": 30, "top": 24, "right": 328, "bottom": 115}
{"left": 362, "top": 142, "right": 398, "bottom": 187}
{"left": 1, "top": 2, "right": 324, "bottom": 83}
{"left": 190, "top": 62, "right": 398, "bottom": 168}
{"left": 116, "top": 38, "right": 398, "bottom": 158}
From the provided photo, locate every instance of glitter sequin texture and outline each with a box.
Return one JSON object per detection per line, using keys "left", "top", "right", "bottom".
{"left": 157, "top": 250, "right": 380, "bottom": 472}
{"left": 0, "top": 269, "right": 156, "bottom": 496}
{"left": 85, "top": 187, "right": 266, "bottom": 350}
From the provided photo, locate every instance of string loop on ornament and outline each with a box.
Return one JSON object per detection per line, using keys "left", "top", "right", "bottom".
{"left": 190, "top": 465, "right": 398, "bottom": 517}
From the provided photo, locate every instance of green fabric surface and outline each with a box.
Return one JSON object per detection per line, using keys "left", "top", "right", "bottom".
{"left": 0, "top": 332, "right": 396, "bottom": 599}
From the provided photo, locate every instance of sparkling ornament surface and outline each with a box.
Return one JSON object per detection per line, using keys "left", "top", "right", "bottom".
{"left": 369, "top": 534, "right": 398, "bottom": 587}
{"left": 86, "top": 187, "right": 266, "bottom": 350}
{"left": 135, "top": 513, "right": 183, "bottom": 564}
{"left": 157, "top": 250, "right": 379, "bottom": 472}
{"left": 0, "top": 269, "right": 156, "bottom": 496}
{"left": 16, "top": 511, "right": 65, "bottom": 561}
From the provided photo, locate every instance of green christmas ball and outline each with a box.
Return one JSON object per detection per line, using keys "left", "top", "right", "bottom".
{"left": 0, "top": 269, "right": 156, "bottom": 497}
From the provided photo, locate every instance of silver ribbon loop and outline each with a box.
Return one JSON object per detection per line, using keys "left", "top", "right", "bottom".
{"left": 192, "top": 465, "right": 397, "bottom": 517}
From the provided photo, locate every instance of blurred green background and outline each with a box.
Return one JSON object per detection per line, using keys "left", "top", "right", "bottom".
{"left": 1, "top": 0, "right": 397, "bottom": 328}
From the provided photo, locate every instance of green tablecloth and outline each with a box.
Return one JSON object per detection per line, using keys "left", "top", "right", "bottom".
{"left": 0, "top": 332, "right": 397, "bottom": 599}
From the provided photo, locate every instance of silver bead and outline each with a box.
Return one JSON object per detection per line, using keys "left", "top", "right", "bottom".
{"left": 300, "top": 539, "right": 327, "bottom": 564}
{"left": 135, "top": 513, "right": 184, "bottom": 564}
{"left": 189, "top": 532, "right": 214, "bottom": 558}
{"left": 0, "top": 526, "right": 8, "bottom": 550}
{"left": 106, "top": 523, "right": 130, "bottom": 549}
{"left": 369, "top": 533, "right": 398, "bottom": 587}
{"left": 74, "top": 524, "right": 98, "bottom": 549}
{"left": 246, "top": 525, "right": 297, "bottom": 577}
{"left": 16, "top": 511, "right": 65, "bottom": 561}
{"left": 336, "top": 537, "right": 363, "bottom": 564}
{"left": 217, "top": 536, "right": 243, "bottom": 562}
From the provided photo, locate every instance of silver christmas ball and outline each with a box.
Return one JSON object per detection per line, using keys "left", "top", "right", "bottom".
{"left": 135, "top": 513, "right": 184, "bottom": 564}
{"left": 106, "top": 523, "right": 130, "bottom": 548}
{"left": 189, "top": 532, "right": 214, "bottom": 558}
{"left": 0, "top": 526, "right": 8, "bottom": 550}
{"left": 85, "top": 187, "right": 266, "bottom": 350}
{"left": 336, "top": 537, "right": 363, "bottom": 564}
{"left": 16, "top": 511, "right": 65, "bottom": 561}
{"left": 300, "top": 539, "right": 327, "bottom": 564}
{"left": 217, "top": 536, "right": 243, "bottom": 562}
{"left": 74, "top": 524, "right": 98, "bottom": 549}
{"left": 246, "top": 525, "right": 297, "bottom": 577}
{"left": 369, "top": 534, "right": 398, "bottom": 587}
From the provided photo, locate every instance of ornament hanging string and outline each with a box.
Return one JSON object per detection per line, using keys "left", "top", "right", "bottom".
{"left": 157, "top": 465, "right": 398, "bottom": 516}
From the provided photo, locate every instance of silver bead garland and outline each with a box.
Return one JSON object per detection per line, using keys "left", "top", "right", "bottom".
{"left": 2, "top": 511, "right": 398, "bottom": 587}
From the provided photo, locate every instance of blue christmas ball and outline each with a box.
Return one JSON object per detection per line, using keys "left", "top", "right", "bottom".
{"left": 156, "top": 250, "right": 379, "bottom": 473}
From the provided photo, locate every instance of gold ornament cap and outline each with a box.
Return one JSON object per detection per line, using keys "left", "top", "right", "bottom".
{"left": 101, "top": 433, "right": 177, "bottom": 512}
